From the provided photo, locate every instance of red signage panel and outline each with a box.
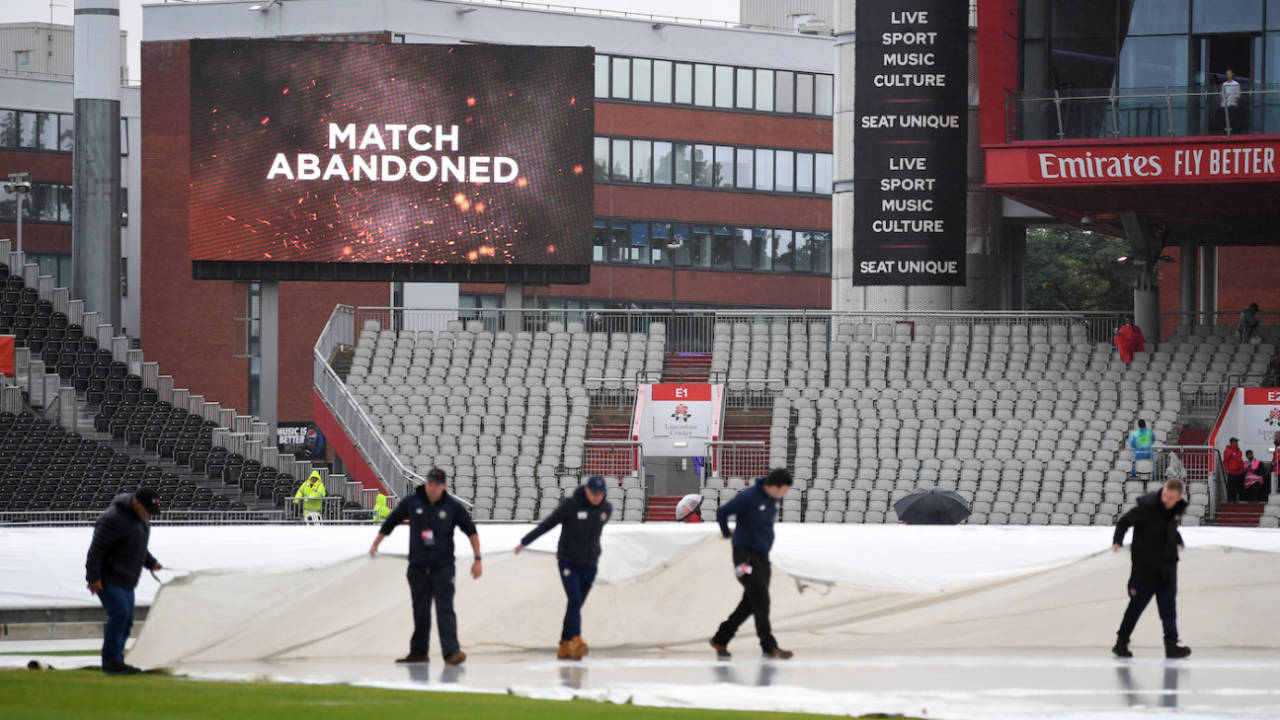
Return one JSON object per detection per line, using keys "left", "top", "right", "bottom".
{"left": 651, "top": 384, "right": 712, "bottom": 401}
{"left": 986, "top": 138, "right": 1280, "bottom": 187}
{"left": 1242, "top": 388, "right": 1280, "bottom": 405}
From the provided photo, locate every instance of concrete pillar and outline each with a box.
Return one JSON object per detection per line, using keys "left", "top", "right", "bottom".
{"left": 72, "top": 0, "right": 122, "bottom": 331}
{"left": 1179, "top": 237, "right": 1197, "bottom": 329}
{"left": 259, "top": 281, "right": 278, "bottom": 445}
{"left": 1120, "top": 211, "right": 1162, "bottom": 343}
{"left": 1200, "top": 246, "right": 1218, "bottom": 326}
{"left": 502, "top": 282, "right": 524, "bottom": 332}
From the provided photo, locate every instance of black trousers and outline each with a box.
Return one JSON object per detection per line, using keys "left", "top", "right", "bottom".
{"left": 1117, "top": 579, "right": 1178, "bottom": 640}
{"left": 712, "top": 547, "right": 777, "bottom": 652}
{"left": 1226, "top": 473, "right": 1245, "bottom": 501}
{"left": 406, "top": 564, "right": 458, "bottom": 656}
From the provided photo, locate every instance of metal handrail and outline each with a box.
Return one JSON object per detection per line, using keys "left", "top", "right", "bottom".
{"left": 1152, "top": 444, "right": 1224, "bottom": 520}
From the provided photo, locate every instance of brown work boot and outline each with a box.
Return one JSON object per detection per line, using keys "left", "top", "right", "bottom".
{"left": 709, "top": 639, "right": 731, "bottom": 660}
{"left": 443, "top": 651, "right": 467, "bottom": 665}
{"left": 557, "top": 640, "right": 573, "bottom": 660}
{"left": 763, "top": 648, "right": 794, "bottom": 660}
{"left": 394, "top": 652, "right": 428, "bottom": 664}
{"left": 568, "top": 636, "right": 589, "bottom": 660}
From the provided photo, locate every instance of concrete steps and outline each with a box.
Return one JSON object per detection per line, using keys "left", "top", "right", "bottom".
{"left": 1207, "top": 501, "right": 1265, "bottom": 527}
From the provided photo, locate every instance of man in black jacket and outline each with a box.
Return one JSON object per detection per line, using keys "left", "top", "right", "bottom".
{"left": 515, "top": 475, "right": 613, "bottom": 660}
{"left": 85, "top": 489, "right": 163, "bottom": 675}
{"left": 710, "top": 469, "right": 793, "bottom": 660}
{"left": 1111, "top": 477, "right": 1192, "bottom": 659}
{"left": 369, "top": 468, "right": 481, "bottom": 665}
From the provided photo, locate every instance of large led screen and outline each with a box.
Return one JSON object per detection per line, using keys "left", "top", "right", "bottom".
{"left": 188, "top": 40, "right": 594, "bottom": 270}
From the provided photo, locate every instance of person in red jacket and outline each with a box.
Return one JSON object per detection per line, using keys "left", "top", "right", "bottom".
{"left": 1223, "top": 437, "right": 1245, "bottom": 501}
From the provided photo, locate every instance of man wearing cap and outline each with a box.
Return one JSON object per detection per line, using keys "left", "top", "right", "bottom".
{"left": 514, "top": 475, "right": 613, "bottom": 660}
{"left": 1223, "top": 437, "right": 1245, "bottom": 501}
{"left": 369, "top": 468, "right": 480, "bottom": 665}
{"left": 85, "top": 488, "right": 163, "bottom": 675}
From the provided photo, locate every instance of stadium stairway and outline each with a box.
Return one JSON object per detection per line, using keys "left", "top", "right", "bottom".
{"left": 1209, "top": 501, "right": 1265, "bottom": 527}
{"left": 661, "top": 353, "right": 712, "bottom": 383}
{"left": 644, "top": 494, "right": 681, "bottom": 522}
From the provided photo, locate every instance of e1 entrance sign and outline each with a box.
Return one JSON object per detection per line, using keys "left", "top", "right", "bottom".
{"left": 853, "top": 3, "right": 967, "bottom": 286}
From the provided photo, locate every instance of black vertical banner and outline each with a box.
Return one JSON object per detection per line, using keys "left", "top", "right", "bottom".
{"left": 853, "top": 2, "right": 967, "bottom": 286}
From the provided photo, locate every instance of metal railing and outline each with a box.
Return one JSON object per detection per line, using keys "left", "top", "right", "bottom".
{"left": 1152, "top": 444, "right": 1224, "bottom": 520}
{"left": 706, "top": 440, "right": 770, "bottom": 482}
{"left": 579, "top": 439, "right": 643, "bottom": 480}
{"left": 1009, "top": 84, "right": 1280, "bottom": 141}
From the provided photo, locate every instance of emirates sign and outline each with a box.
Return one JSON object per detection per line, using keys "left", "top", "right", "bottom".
{"left": 986, "top": 139, "right": 1280, "bottom": 187}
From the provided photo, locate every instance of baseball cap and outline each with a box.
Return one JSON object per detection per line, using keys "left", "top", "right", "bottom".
{"left": 134, "top": 488, "right": 161, "bottom": 515}
{"left": 586, "top": 475, "right": 607, "bottom": 494}
{"left": 426, "top": 467, "right": 448, "bottom": 484}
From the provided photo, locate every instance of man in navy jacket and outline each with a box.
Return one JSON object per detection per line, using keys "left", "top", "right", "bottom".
{"left": 710, "top": 468, "right": 793, "bottom": 660}
{"left": 515, "top": 474, "right": 613, "bottom": 660}
{"left": 370, "top": 468, "right": 481, "bottom": 665}
{"left": 85, "top": 488, "right": 163, "bottom": 675}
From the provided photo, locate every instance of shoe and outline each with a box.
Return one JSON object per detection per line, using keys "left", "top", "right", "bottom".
{"left": 395, "top": 653, "right": 429, "bottom": 664}
{"left": 444, "top": 652, "right": 467, "bottom": 665}
{"left": 568, "top": 636, "right": 589, "bottom": 660}
{"left": 1112, "top": 634, "right": 1133, "bottom": 658}
{"left": 557, "top": 640, "right": 573, "bottom": 660}
{"left": 1164, "top": 636, "right": 1191, "bottom": 659}
{"left": 710, "top": 639, "right": 731, "bottom": 660}
{"left": 102, "top": 661, "right": 142, "bottom": 675}
{"left": 762, "top": 648, "right": 794, "bottom": 660}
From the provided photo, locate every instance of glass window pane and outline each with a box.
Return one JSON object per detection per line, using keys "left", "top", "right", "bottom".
{"left": 34, "top": 183, "right": 57, "bottom": 221}
{"left": 633, "top": 58, "right": 652, "bottom": 102}
{"left": 755, "top": 70, "right": 775, "bottom": 112}
{"left": 1272, "top": 0, "right": 1280, "bottom": 28}
{"left": 734, "top": 228, "right": 753, "bottom": 269}
{"left": 715, "top": 65, "right": 734, "bottom": 108}
{"left": 712, "top": 225, "right": 734, "bottom": 268}
{"left": 815, "top": 75, "right": 834, "bottom": 115}
{"left": 796, "top": 152, "right": 814, "bottom": 193}
{"left": 1193, "top": 0, "right": 1261, "bottom": 33}
{"left": 754, "top": 149, "right": 774, "bottom": 191}
{"left": 651, "top": 222, "right": 671, "bottom": 265}
{"left": 594, "top": 137, "right": 610, "bottom": 180}
{"left": 735, "top": 147, "right": 754, "bottom": 188}
{"left": 632, "top": 140, "right": 652, "bottom": 183}
{"left": 714, "top": 145, "right": 734, "bottom": 187}
{"left": 38, "top": 113, "right": 57, "bottom": 150}
{"left": 0, "top": 109, "right": 14, "bottom": 146}
{"left": 59, "top": 184, "right": 73, "bottom": 222}
{"left": 674, "top": 143, "right": 693, "bottom": 184}
{"left": 1118, "top": 35, "right": 1188, "bottom": 89}
{"left": 611, "top": 139, "right": 631, "bottom": 181}
{"left": 692, "top": 225, "right": 712, "bottom": 267}
{"left": 18, "top": 112, "right": 37, "bottom": 148}
{"left": 775, "top": 70, "right": 795, "bottom": 113}
{"left": 813, "top": 232, "right": 831, "bottom": 273}
{"left": 593, "top": 220, "right": 608, "bottom": 262}
{"left": 611, "top": 221, "right": 628, "bottom": 263}
{"left": 0, "top": 185, "right": 14, "bottom": 220}
{"left": 653, "top": 141, "right": 674, "bottom": 184}
{"left": 752, "top": 229, "right": 772, "bottom": 270}
{"left": 1127, "top": 0, "right": 1188, "bottom": 34}
{"left": 630, "top": 221, "right": 652, "bottom": 264}
{"left": 773, "top": 229, "right": 794, "bottom": 272}
{"left": 654, "top": 60, "right": 673, "bottom": 102}
{"left": 795, "top": 231, "right": 813, "bottom": 272}
{"left": 1023, "top": 0, "right": 1047, "bottom": 37}
{"left": 774, "top": 150, "right": 794, "bottom": 192}
{"left": 736, "top": 67, "right": 754, "bottom": 108}
{"left": 595, "top": 55, "right": 610, "bottom": 98}
{"left": 672, "top": 224, "right": 692, "bottom": 266}
{"left": 58, "top": 113, "right": 74, "bottom": 151}
{"left": 120, "top": 118, "right": 128, "bottom": 156}
{"left": 21, "top": 186, "right": 37, "bottom": 221}
{"left": 612, "top": 57, "right": 631, "bottom": 99}
{"left": 694, "top": 64, "right": 714, "bottom": 106}
{"left": 693, "top": 144, "right": 713, "bottom": 187}
{"left": 796, "top": 74, "right": 814, "bottom": 114}
{"left": 675, "top": 63, "right": 693, "bottom": 103}
{"left": 815, "top": 153, "right": 833, "bottom": 194}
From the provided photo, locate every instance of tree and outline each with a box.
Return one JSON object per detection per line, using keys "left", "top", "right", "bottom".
{"left": 1024, "top": 226, "right": 1138, "bottom": 312}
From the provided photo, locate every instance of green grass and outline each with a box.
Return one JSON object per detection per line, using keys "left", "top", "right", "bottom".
{"left": 0, "top": 669, "right": 909, "bottom": 720}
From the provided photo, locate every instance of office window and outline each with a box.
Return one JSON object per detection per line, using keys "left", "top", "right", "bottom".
{"left": 735, "top": 147, "right": 754, "bottom": 189}
{"left": 632, "top": 140, "right": 652, "bottom": 183}
{"left": 816, "top": 153, "right": 833, "bottom": 194}
{"left": 632, "top": 58, "right": 652, "bottom": 102}
{"left": 674, "top": 63, "right": 693, "bottom": 104}
{"left": 629, "top": 221, "right": 652, "bottom": 264}
{"left": 651, "top": 222, "right": 672, "bottom": 265}
{"left": 775, "top": 150, "right": 794, "bottom": 193}
{"left": 595, "top": 55, "right": 610, "bottom": 98}
{"left": 654, "top": 60, "right": 673, "bottom": 103}
{"left": 715, "top": 65, "right": 734, "bottom": 108}
{"left": 812, "top": 232, "right": 831, "bottom": 273}
{"left": 610, "top": 221, "right": 628, "bottom": 263}
{"left": 611, "top": 57, "right": 631, "bottom": 99}
{"left": 28, "top": 254, "right": 71, "bottom": 286}
{"left": 0, "top": 109, "right": 14, "bottom": 146}
{"left": 752, "top": 228, "right": 773, "bottom": 270}
{"left": 754, "top": 149, "right": 774, "bottom": 191}
{"left": 653, "top": 141, "right": 674, "bottom": 184}
{"left": 796, "top": 73, "right": 815, "bottom": 114}
{"left": 693, "top": 144, "right": 714, "bottom": 187}
{"left": 755, "top": 70, "right": 774, "bottom": 112}
{"left": 773, "top": 229, "right": 794, "bottom": 271}
{"left": 691, "top": 225, "right": 712, "bottom": 267}
{"left": 672, "top": 224, "right": 692, "bottom": 265}
{"left": 593, "top": 220, "right": 608, "bottom": 262}
{"left": 775, "top": 71, "right": 795, "bottom": 113}
{"left": 794, "top": 231, "right": 814, "bottom": 272}
{"left": 815, "top": 75, "right": 834, "bottom": 116}
{"left": 796, "top": 152, "right": 814, "bottom": 193}
{"left": 674, "top": 143, "right": 693, "bottom": 184}
{"left": 120, "top": 118, "right": 128, "bottom": 156}
{"left": 594, "top": 137, "right": 610, "bottom": 180}
{"left": 733, "top": 228, "right": 753, "bottom": 269}
{"left": 60, "top": 184, "right": 74, "bottom": 223}
{"left": 610, "top": 139, "right": 631, "bottom": 181}
{"left": 18, "top": 112, "right": 37, "bottom": 148}
{"left": 694, "top": 64, "right": 714, "bottom": 106}
{"left": 37, "top": 112, "right": 57, "bottom": 150}
{"left": 712, "top": 225, "right": 734, "bottom": 268}
{"left": 714, "top": 145, "right": 734, "bottom": 187}
{"left": 58, "top": 113, "right": 74, "bottom": 151}
{"left": 736, "top": 67, "right": 754, "bottom": 108}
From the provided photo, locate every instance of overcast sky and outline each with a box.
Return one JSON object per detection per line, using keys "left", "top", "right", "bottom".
{"left": 0, "top": 0, "right": 741, "bottom": 83}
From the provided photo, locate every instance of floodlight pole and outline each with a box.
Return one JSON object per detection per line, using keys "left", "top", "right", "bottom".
{"left": 259, "top": 280, "right": 279, "bottom": 445}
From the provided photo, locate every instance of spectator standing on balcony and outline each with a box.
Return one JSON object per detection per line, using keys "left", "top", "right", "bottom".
{"left": 1111, "top": 477, "right": 1191, "bottom": 660}
{"left": 1223, "top": 437, "right": 1245, "bottom": 501}
{"left": 293, "top": 470, "right": 326, "bottom": 517}
{"left": 1128, "top": 420, "right": 1156, "bottom": 477}
{"left": 1238, "top": 302, "right": 1260, "bottom": 343}
{"left": 369, "top": 468, "right": 481, "bottom": 666}
{"left": 513, "top": 474, "right": 612, "bottom": 661}
{"left": 85, "top": 488, "right": 163, "bottom": 675}
{"left": 1221, "top": 69, "right": 1243, "bottom": 131}
{"left": 1243, "top": 450, "right": 1268, "bottom": 501}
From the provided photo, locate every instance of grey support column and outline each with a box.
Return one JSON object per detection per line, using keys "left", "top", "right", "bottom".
{"left": 72, "top": 0, "right": 122, "bottom": 331}
{"left": 1179, "top": 237, "right": 1197, "bottom": 330}
{"left": 1120, "top": 211, "right": 1162, "bottom": 343}
{"left": 503, "top": 282, "right": 524, "bottom": 332}
{"left": 1200, "top": 246, "right": 1218, "bottom": 326}
{"left": 259, "top": 281, "right": 279, "bottom": 446}
{"left": 830, "top": 1, "right": 856, "bottom": 311}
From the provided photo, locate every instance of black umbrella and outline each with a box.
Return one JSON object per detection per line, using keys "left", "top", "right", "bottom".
{"left": 893, "top": 487, "right": 971, "bottom": 525}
